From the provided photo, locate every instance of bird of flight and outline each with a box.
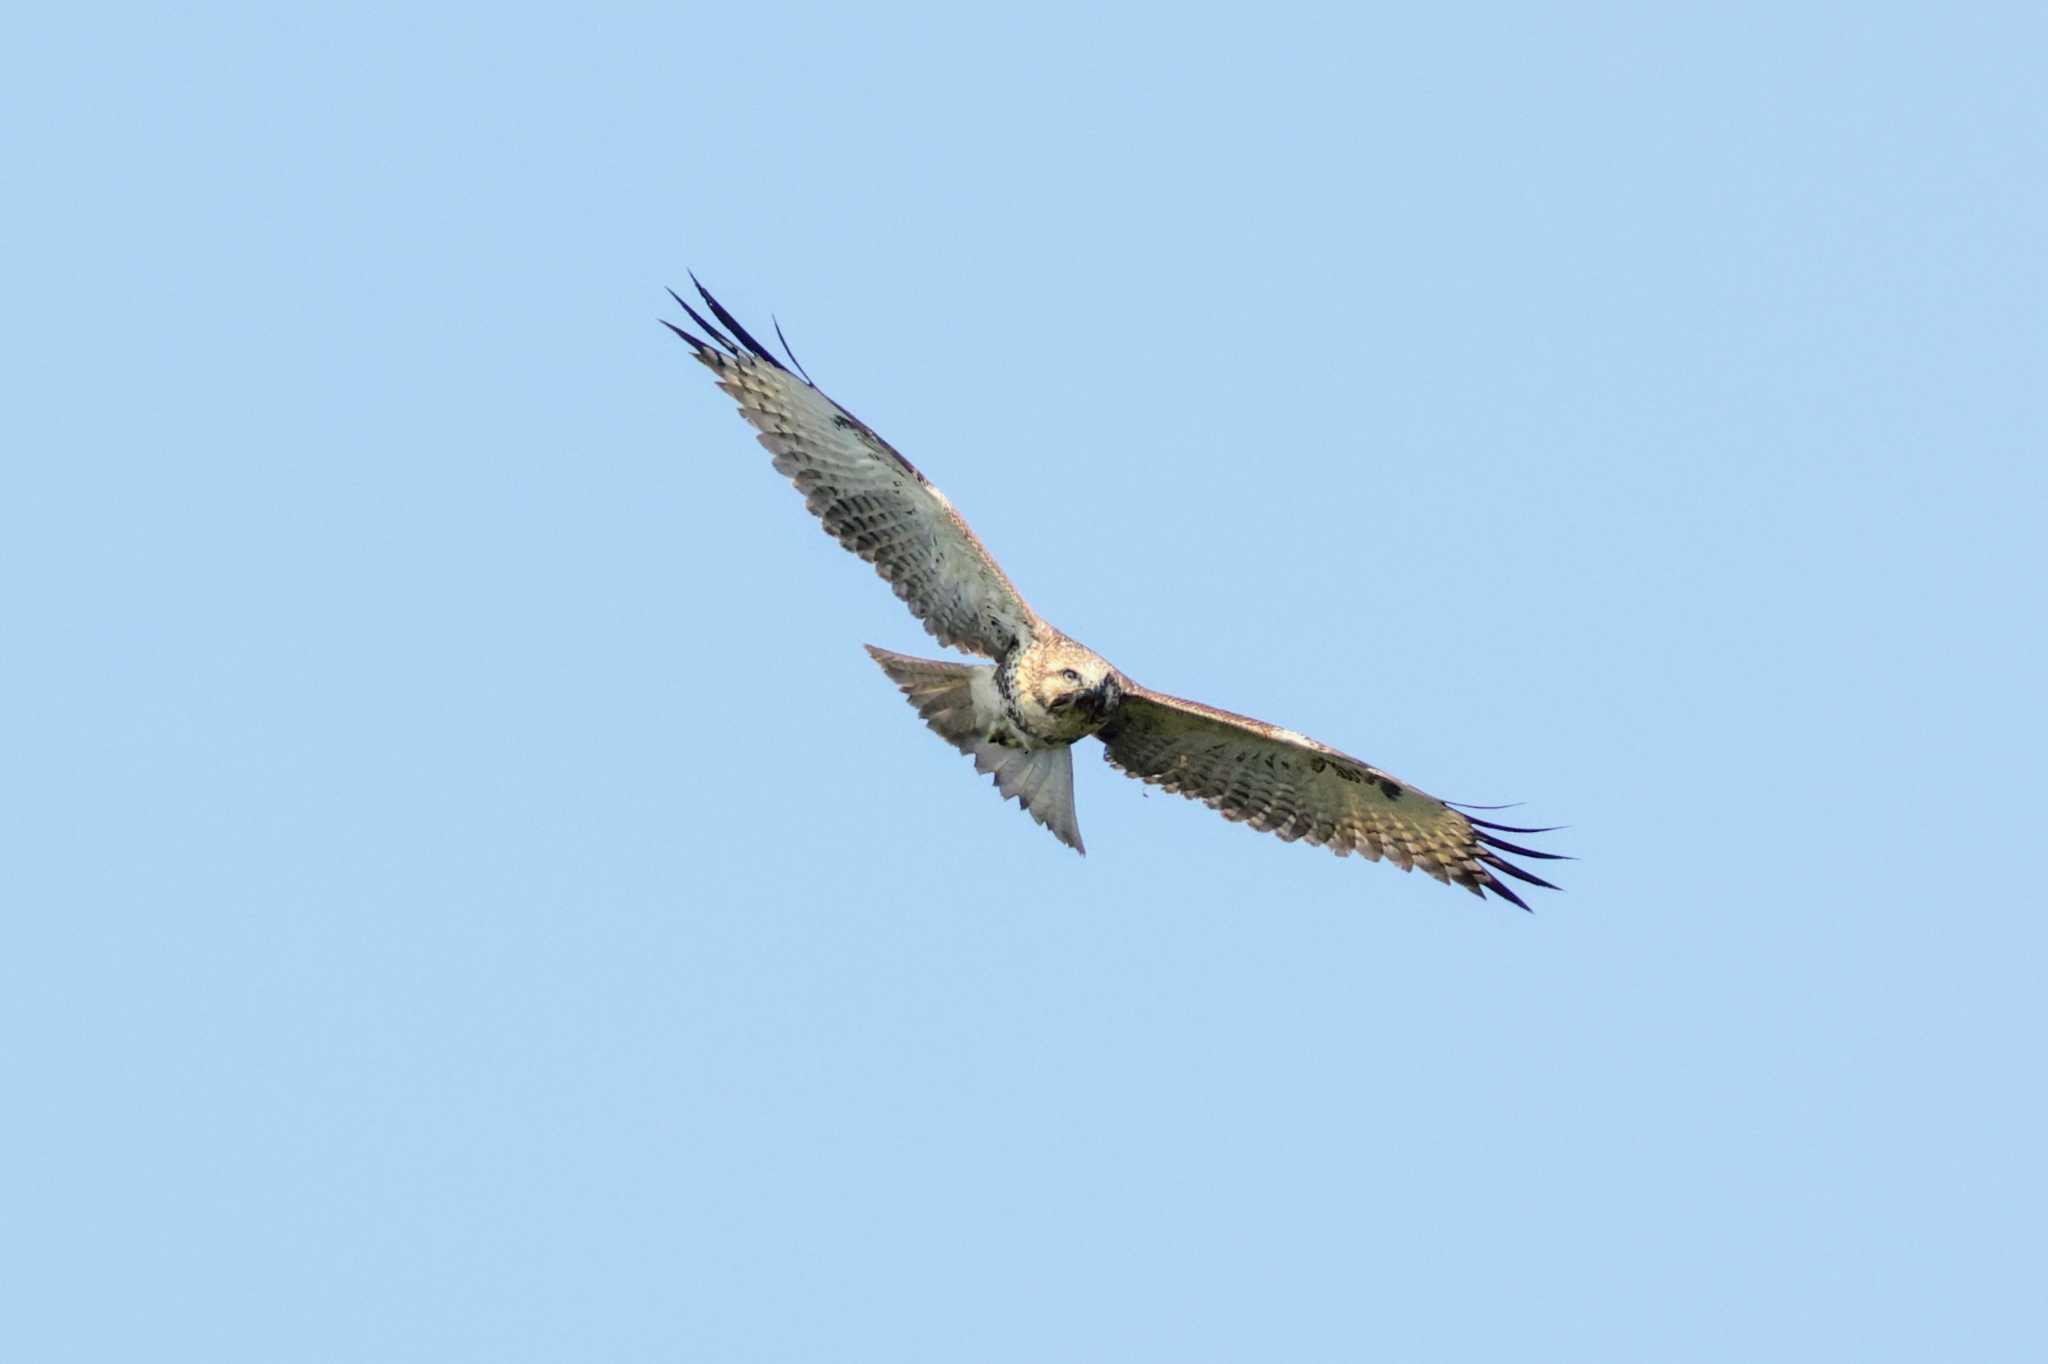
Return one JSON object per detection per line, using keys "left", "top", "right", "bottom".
{"left": 662, "top": 279, "right": 1563, "bottom": 909}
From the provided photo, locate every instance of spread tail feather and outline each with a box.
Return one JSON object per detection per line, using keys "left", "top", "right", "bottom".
{"left": 971, "top": 742, "right": 1084, "bottom": 854}
{"left": 864, "top": 645, "right": 1085, "bottom": 854}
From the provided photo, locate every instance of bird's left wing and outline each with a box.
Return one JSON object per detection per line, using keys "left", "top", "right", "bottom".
{"left": 1097, "top": 685, "right": 1562, "bottom": 909}
{"left": 662, "top": 281, "right": 1040, "bottom": 660}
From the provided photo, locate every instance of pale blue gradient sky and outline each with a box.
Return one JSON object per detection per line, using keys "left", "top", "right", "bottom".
{"left": 7, "top": 3, "right": 2044, "bottom": 1360}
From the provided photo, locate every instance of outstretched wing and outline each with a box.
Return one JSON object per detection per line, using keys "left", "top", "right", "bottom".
{"left": 663, "top": 280, "right": 1040, "bottom": 660}
{"left": 1097, "top": 685, "right": 1562, "bottom": 909}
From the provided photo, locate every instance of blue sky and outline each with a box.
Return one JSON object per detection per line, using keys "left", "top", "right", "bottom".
{"left": 8, "top": 2, "right": 2044, "bottom": 1360}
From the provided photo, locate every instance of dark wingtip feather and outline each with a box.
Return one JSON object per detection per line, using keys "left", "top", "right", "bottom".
{"left": 690, "top": 272, "right": 786, "bottom": 370}
{"left": 1481, "top": 852, "right": 1562, "bottom": 891}
{"left": 658, "top": 318, "right": 713, "bottom": 355}
{"left": 1465, "top": 815, "right": 1566, "bottom": 834}
{"left": 772, "top": 314, "right": 815, "bottom": 384}
{"left": 666, "top": 286, "right": 740, "bottom": 356}
{"left": 1449, "top": 799, "right": 1566, "bottom": 834}
{"left": 1475, "top": 831, "right": 1572, "bottom": 861}
{"left": 1482, "top": 876, "right": 1535, "bottom": 912}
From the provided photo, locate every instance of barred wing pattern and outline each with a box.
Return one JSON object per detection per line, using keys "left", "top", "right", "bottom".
{"left": 1097, "top": 686, "right": 1562, "bottom": 910}
{"left": 662, "top": 282, "right": 1040, "bottom": 660}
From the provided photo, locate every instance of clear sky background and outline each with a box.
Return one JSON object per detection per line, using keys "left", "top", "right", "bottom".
{"left": 7, "top": 3, "right": 2044, "bottom": 1360}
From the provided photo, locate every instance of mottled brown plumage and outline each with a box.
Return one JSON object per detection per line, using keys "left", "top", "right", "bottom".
{"left": 663, "top": 280, "right": 1563, "bottom": 909}
{"left": 1096, "top": 687, "right": 1557, "bottom": 902}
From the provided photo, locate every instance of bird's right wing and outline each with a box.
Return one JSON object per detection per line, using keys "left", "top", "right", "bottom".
{"left": 1097, "top": 684, "right": 1562, "bottom": 909}
{"left": 663, "top": 281, "right": 1041, "bottom": 660}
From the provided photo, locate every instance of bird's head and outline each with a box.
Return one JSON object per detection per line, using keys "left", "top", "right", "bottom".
{"left": 1034, "top": 639, "right": 1124, "bottom": 726}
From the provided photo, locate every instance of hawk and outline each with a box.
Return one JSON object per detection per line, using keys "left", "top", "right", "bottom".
{"left": 662, "top": 279, "right": 1563, "bottom": 908}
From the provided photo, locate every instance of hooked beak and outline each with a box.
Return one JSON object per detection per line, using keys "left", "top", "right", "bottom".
{"left": 1083, "top": 675, "right": 1123, "bottom": 719}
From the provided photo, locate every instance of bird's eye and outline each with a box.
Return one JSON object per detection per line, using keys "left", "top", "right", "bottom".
{"left": 1061, "top": 668, "right": 1081, "bottom": 683}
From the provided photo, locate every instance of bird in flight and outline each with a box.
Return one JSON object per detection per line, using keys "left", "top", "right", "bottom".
{"left": 661, "top": 279, "right": 1563, "bottom": 908}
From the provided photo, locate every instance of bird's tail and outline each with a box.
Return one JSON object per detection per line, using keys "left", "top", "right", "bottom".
{"left": 969, "top": 742, "right": 1084, "bottom": 854}
{"left": 864, "top": 645, "right": 1085, "bottom": 854}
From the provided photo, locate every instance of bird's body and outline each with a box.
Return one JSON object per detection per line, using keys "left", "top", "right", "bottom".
{"left": 863, "top": 630, "right": 1121, "bottom": 853}
{"left": 663, "top": 280, "right": 1563, "bottom": 908}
